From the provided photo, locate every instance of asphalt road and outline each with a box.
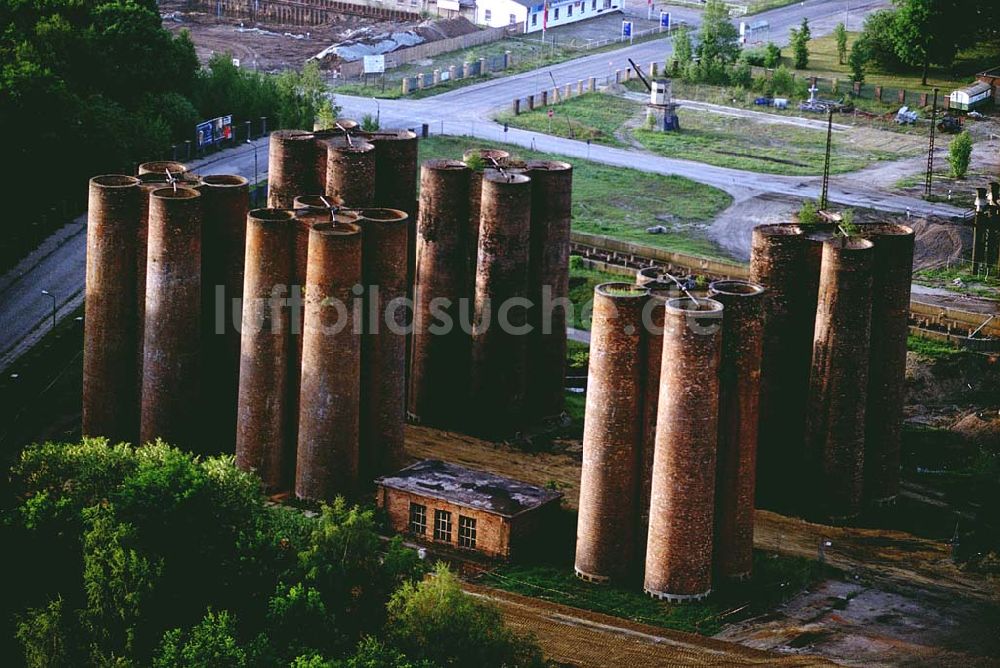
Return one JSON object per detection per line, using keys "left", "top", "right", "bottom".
{"left": 0, "top": 139, "right": 272, "bottom": 371}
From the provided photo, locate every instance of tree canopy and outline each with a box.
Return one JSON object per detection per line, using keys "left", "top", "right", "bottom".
{"left": 1, "top": 440, "right": 543, "bottom": 666}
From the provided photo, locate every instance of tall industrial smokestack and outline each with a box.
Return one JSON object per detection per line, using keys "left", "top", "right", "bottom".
{"left": 83, "top": 175, "right": 142, "bottom": 444}
{"left": 708, "top": 280, "right": 764, "bottom": 581}
{"left": 295, "top": 221, "right": 363, "bottom": 501}
{"left": 325, "top": 136, "right": 375, "bottom": 208}
{"left": 860, "top": 223, "right": 914, "bottom": 507}
{"left": 644, "top": 296, "right": 723, "bottom": 602}
{"left": 235, "top": 209, "right": 296, "bottom": 491}
{"left": 806, "top": 236, "right": 874, "bottom": 522}
{"left": 463, "top": 148, "right": 511, "bottom": 309}
{"left": 138, "top": 161, "right": 187, "bottom": 177}
{"left": 525, "top": 160, "right": 573, "bottom": 421}
{"left": 357, "top": 208, "right": 409, "bottom": 481}
{"left": 409, "top": 160, "right": 472, "bottom": 427}
{"left": 139, "top": 187, "right": 202, "bottom": 449}
{"left": 635, "top": 281, "right": 675, "bottom": 572}
{"left": 290, "top": 197, "right": 357, "bottom": 476}
{"left": 198, "top": 174, "right": 249, "bottom": 451}
{"left": 576, "top": 283, "right": 650, "bottom": 583}
{"left": 268, "top": 130, "right": 320, "bottom": 209}
{"left": 749, "top": 223, "right": 824, "bottom": 510}
{"left": 469, "top": 171, "right": 532, "bottom": 435}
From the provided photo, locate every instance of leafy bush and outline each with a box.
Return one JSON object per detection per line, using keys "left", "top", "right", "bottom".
{"left": 948, "top": 131, "right": 973, "bottom": 179}
{"left": 764, "top": 42, "right": 782, "bottom": 69}
{"left": 798, "top": 199, "right": 820, "bottom": 225}
{"left": 385, "top": 563, "right": 545, "bottom": 668}
{"left": 771, "top": 65, "right": 795, "bottom": 96}
{"left": 740, "top": 47, "right": 768, "bottom": 67}
{"left": 2, "top": 440, "right": 431, "bottom": 666}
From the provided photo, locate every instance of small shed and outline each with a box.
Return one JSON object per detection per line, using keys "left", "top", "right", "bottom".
{"left": 949, "top": 81, "right": 993, "bottom": 111}
{"left": 375, "top": 459, "right": 563, "bottom": 560}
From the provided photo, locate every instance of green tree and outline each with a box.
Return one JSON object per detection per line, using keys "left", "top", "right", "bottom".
{"left": 671, "top": 25, "right": 694, "bottom": 71}
{"left": 763, "top": 42, "right": 782, "bottom": 68}
{"left": 834, "top": 22, "right": 849, "bottom": 64}
{"left": 799, "top": 16, "right": 812, "bottom": 41}
{"left": 848, "top": 40, "right": 868, "bottom": 83}
{"left": 891, "top": 0, "right": 963, "bottom": 85}
{"left": 697, "top": 0, "right": 741, "bottom": 66}
{"left": 947, "top": 131, "right": 973, "bottom": 179}
{"left": 153, "top": 609, "right": 248, "bottom": 668}
{"left": 855, "top": 9, "right": 904, "bottom": 71}
{"left": 386, "top": 563, "right": 545, "bottom": 668}
{"left": 790, "top": 23, "right": 810, "bottom": 69}
{"left": 771, "top": 65, "right": 794, "bottom": 96}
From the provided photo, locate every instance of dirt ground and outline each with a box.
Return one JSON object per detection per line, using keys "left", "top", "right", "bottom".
{"left": 160, "top": 0, "right": 416, "bottom": 71}
{"left": 465, "top": 583, "right": 835, "bottom": 667}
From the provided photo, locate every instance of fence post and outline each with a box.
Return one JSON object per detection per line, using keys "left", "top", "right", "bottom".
{"left": 541, "top": 90, "right": 548, "bottom": 106}
{"left": 417, "top": 73, "right": 425, "bottom": 90}
{"left": 650, "top": 62, "right": 658, "bottom": 77}
{"left": 614, "top": 69, "right": 621, "bottom": 83}
{"left": 505, "top": 50, "right": 511, "bottom": 69}
{"left": 874, "top": 85, "right": 882, "bottom": 101}
{"left": 898, "top": 88, "right": 906, "bottom": 104}
{"left": 479, "top": 57, "right": 488, "bottom": 75}
{"left": 463, "top": 61, "right": 471, "bottom": 79}
{"left": 433, "top": 68, "right": 441, "bottom": 85}
{"left": 578, "top": 79, "right": 584, "bottom": 95}
{"left": 527, "top": 94, "right": 535, "bottom": 111}
{"left": 589, "top": 76, "right": 596, "bottom": 91}
{"left": 512, "top": 99, "right": 520, "bottom": 115}
{"left": 919, "top": 92, "right": 928, "bottom": 107}
{"left": 449, "top": 64, "right": 457, "bottom": 81}
{"left": 401, "top": 77, "right": 411, "bottom": 95}
{"left": 853, "top": 81, "right": 862, "bottom": 95}
{"left": 564, "top": 83, "right": 572, "bottom": 99}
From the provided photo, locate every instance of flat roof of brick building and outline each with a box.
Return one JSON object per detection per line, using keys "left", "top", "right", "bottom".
{"left": 375, "top": 459, "right": 563, "bottom": 518}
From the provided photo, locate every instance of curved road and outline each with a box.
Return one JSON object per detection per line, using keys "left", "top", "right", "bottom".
{"left": 0, "top": 0, "right": 965, "bottom": 371}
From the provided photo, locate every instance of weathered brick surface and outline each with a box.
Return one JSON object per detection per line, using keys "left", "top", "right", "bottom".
{"left": 525, "top": 160, "right": 573, "bottom": 420}
{"left": 469, "top": 172, "right": 532, "bottom": 435}
{"left": 267, "top": 130, "right": 320, "bottom": 209}
{"left": 235, "top": 209, "right": 296, "bottom": 491}
{"left": 357, "top": 209, "right": 409, "bottom": 482}
{"left": 576, "top": 284, "right": 649, "bottom": 583}
{"left": 463, "top": 149, "right": 510, "bottom": 309}
{"left": 708, "top": 281, "right": 764, "bottom": 581}
{"left": 859, "top": 224, "right": 914, "bottom": 505}
{"left": 295, "top": 222, "right": 363, "bottom": 501}
{"left": 410, "top": 160, "right": 472, "bottom": 427}
{"left": 805, "top": 238, "right": 874, "bottom": 522}
{"left": 378, "top": 487, "right": 511, "bottom": 558}
{"left": 749, "top": 224, "right": 823, "bottom": 510}
{"left": 325, "top": 136, "right": 375, "bottom": 208}
{"left": 197, "top": 175, "right": 249, "bottom": 452}
{"left": 644, "top": 297, "right": 722, "bottom": 600}
{"left": 140, "top": 187, "right": 203, "bottom": 449}
{"left": 83, "top": 175, "right": 141, "bottom": 444}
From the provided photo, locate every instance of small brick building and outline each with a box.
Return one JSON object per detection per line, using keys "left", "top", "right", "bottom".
{"left": 375, "top": 459, "right": 562, "bottom": 560}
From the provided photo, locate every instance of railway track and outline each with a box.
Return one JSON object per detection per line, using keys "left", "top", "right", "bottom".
{"left": 570, "top": 232, "right": 1000, "bottom": 349}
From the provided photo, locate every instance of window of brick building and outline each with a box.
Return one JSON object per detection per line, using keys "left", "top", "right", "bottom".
{"left": 458, "top": 515, "right": 477, "bottom": 549}
{"left": 484, "top": 8, "right": 491, "bottom": 21}
{"left": 434, "top": 509, "right": 452, "bottom": 542}
{"left": 409, "top": 503, "right": 426, "bottom": 535}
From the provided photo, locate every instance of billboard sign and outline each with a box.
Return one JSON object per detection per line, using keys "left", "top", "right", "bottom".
{"left": 660, "top": 11, "right": 670, "bottom": 29}
{"left": 622, "top": 20, "right": 633, "bottom": 39}
{"left": 363, "top": 55, "right": 386, "bottom": 74}
{"left": 196, "top": 114, "right": 233, "bottom": 148}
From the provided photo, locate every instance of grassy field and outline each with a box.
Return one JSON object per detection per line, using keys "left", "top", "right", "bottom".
{"left": 634, "top": 109, "right": 918, "bottom": 175}
{"left": 498, "top": 92, "right": 920, "bottom": 175}
{"left": 566, "top": 260, "right": 626, "bottom": 330}
{"left": 801, "top": 32, "right": 993, "bottom": 95}
{"left": 417, "top": 136, "right": 733, "bottom": 258}
{"left": 496, "top": 93, "right": 638, "bottom": 147}
{"left": 479, "top": 552, "right": 827, "bottom": 636}
{"left": 913, "top": 263, "right": 1000, "bottom": 299}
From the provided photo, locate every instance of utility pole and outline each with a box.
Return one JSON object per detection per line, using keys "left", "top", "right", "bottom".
{"left": 820, "top": 109, "right": 833, "bottom": 210}
{"left": 925, "top": 88, "right": 938, "bottom": 199}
